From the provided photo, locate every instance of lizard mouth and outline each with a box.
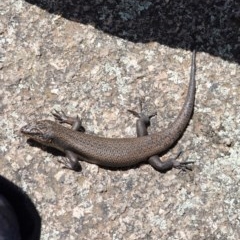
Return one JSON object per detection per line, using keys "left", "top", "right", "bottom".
{"left": 20, "top": 124, "right": 40, "bottom": 136}
{"left": 20, "top": 124, "right": 46, "bottom": 143}
{"left": 20, "top": 125, "right": 29, "bottom": 134}
{"left": 20, "top": 122, "right": 53, "bottom": 145}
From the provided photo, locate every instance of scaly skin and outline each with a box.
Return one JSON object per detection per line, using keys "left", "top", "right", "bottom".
{"left": 21, "top": 51, "right": 196, "bottom": 172}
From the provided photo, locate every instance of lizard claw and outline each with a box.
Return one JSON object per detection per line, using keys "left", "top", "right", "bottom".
{"left": 173, "top": 160, "right": 194, "bottom": 172}
{"left": 52, "top": 109, "right": 85, "bottom": 132}
{"left": 128, "top": 98, "right": 157, "bottom": 119}
{"left": 52, "top": 109, "right": 69, "bottom": 123}
{"left": 127, "top": 109, "right": 141, "bottom": 118}
{"left": 169, "top": 151, "right": 194, "bottom": 172}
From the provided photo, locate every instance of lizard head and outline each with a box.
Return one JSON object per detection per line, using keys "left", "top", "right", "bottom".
{"left": 20, "top": 120, "right": 55, "bottom": 145}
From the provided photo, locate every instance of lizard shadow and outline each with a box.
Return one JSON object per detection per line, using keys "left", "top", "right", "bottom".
{"left": 24, "top": 0, "right": 240, "bottom": 63}
{"left": 27, "top": 139, "right": 65, "bottom": 158}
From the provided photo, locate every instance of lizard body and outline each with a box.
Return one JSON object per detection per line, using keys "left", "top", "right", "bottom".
{"left": 21, "top": 50, "right": 196, "bottom": 172}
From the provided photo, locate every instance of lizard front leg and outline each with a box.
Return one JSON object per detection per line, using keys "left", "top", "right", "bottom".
{"left": 51, "top": 110, "right": 85, "bottom": 171}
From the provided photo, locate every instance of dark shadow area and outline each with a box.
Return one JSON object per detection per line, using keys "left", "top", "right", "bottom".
{"left": 25, "top": 0, "right": 240, "bottom": 63}
{"left": 27, "top": 138, "right": 65, "bottom": 158}
{"left": 0, "top": 175, "right": 41, "bottom": 240}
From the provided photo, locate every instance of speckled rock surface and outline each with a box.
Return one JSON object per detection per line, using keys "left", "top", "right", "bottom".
{"left": 1, "top": 1, "right": 240, "bottom": 239}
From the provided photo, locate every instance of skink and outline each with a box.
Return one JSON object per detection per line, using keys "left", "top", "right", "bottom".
{"left": 21, "top": 51, "right": 196, "bottom": 172}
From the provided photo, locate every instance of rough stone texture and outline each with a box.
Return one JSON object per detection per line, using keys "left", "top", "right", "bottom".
{"left": 1, "top": 0, "right": 239, "bottom": 239}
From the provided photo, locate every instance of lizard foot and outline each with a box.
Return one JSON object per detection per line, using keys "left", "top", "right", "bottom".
{"left": 52, "top": 109, "right": 85, "bottom": 132}
{"left": 127, "top": 98, "right": 157, "bottom": 128}
{"left": 171, "top": 151, "right": 194, "bottom": 172}
{"left": 173, "top": 160, "right": 194, "bottom": 172}
{"left": 149, "top": 151, "right": 194, "bottom": 173}
{"left": 57, "top": 157, "right": 82, "bottom": 172}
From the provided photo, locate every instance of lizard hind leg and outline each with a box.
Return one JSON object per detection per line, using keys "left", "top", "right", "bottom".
{"left": 148, "top": 151, "right": 194, "bottom": 173}
{"left": 128, "top": 99, "right": 194, "bottom": 173}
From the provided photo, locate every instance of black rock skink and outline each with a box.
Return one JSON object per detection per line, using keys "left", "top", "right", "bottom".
{"left": 21, "top": 51, "right": 196, "bottom": 172}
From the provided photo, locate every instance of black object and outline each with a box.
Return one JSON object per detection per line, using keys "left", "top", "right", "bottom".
{"left": 0, "top": 175, "right": 41, "bottom": 240}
